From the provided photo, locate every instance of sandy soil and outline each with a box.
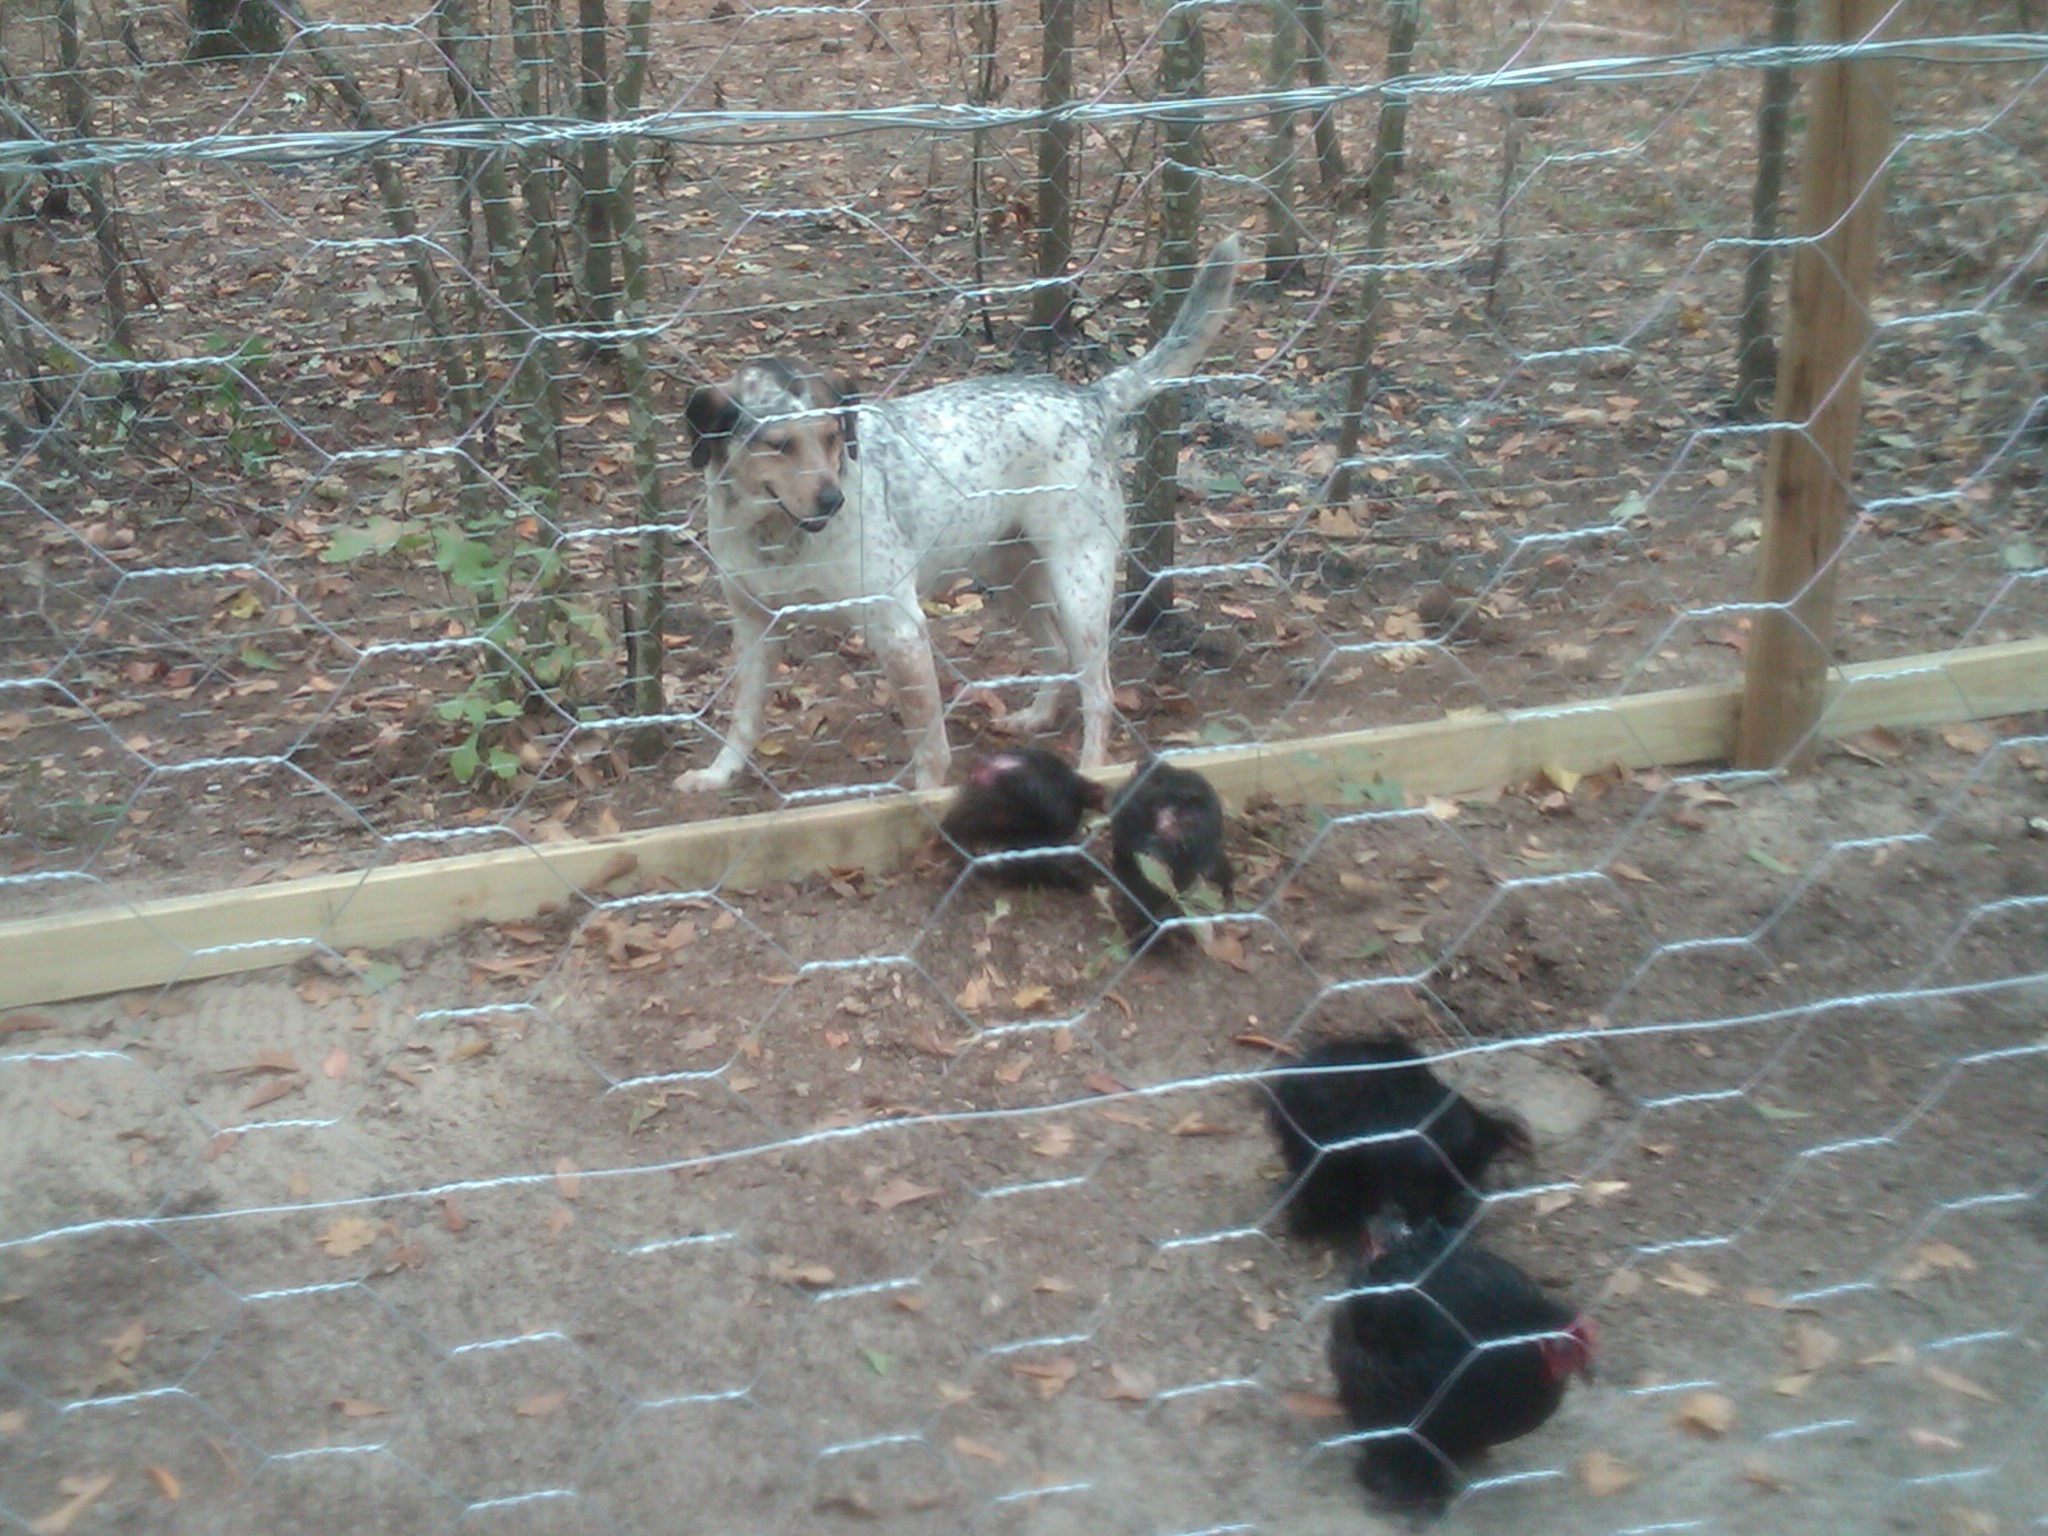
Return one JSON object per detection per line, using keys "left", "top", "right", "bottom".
{"left": 5, "top": 718, "right": 2047, "bottom": 1534}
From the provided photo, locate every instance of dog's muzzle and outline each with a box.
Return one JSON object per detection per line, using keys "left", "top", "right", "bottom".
{"left": 796, "top": 484, "right": 844, "bottom": 534}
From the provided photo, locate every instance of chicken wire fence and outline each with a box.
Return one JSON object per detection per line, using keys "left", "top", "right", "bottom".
{"left": 3, "top": 0, "right": 2048, "bottom": 1530}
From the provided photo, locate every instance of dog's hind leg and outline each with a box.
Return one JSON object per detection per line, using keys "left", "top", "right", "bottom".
{"left": 985, "top": 551, "right": 1070, "bottom": 737}
{"left": 1050, "top": 549, "right": 1118, "bottom": 771}
{"left": 675, "top": 604, "right": 783, "bottom": 795}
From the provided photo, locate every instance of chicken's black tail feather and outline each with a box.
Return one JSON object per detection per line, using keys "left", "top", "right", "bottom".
{"left": 1356, "top": 1435, "right": 1455, "bottom": 1516}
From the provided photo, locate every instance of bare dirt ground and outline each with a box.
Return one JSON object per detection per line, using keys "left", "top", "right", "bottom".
{"left": 5, "top": 718, "right": 2048, "bottom": 1534}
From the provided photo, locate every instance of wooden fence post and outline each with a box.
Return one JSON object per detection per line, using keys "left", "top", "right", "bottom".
{"left": 1734, "top": 0, "right": 1897, "bottom": 770}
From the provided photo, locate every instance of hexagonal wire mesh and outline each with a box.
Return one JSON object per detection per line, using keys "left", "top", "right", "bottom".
{"left": 2, "top": 0, "right": 2047, "bottom": 1532}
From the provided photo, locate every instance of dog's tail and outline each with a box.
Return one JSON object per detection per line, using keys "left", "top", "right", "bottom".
{"left": 1094, "top": 234, "right": 1242, "bottom": 421}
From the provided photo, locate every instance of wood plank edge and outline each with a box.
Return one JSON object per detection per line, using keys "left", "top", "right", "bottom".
{"left": 4, "top": 635, "right": 2044, "bottom": 1010}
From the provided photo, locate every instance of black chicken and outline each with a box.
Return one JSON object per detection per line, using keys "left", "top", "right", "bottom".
{"left": 1108, "top": 756, "right": 1234, "bottom": 943}
{"left": 1264, "top": 1033, "right": 1531, "bottom": 1238}
{"left": 1328, "top": 1218, "right": 1596, "bottom": 1512}
{"left": 940, "top": 747, "right": 1106, "bottom": 889}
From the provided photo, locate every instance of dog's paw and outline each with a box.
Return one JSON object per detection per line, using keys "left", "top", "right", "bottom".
{"left": 672, "top": 767, "right": 735, "bottom": 796}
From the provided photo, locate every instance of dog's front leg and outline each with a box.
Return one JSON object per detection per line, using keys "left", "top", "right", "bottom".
{"left": 871, "top": 606, "right": 950, "bottom": 792}
{"left": 674, "top": 604, "right": 783, "bottom": 795}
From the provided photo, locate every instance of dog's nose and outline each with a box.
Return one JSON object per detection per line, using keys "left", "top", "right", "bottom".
{"left": 815, "top": 485, "right": 844, "bottom": 518}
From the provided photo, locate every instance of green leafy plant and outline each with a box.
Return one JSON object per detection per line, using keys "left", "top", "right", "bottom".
{"left": 326, "top": 497, "right": 610, "bottom": 790}
{"left": 199, "top": 333, "right": 279, "bottom": 474}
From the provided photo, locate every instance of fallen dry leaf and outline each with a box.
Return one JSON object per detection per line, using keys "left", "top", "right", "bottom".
{"left": 1010, "top": 1358, "right": 1078, "bottom": 1399}
{"left": 315, "top": 1217, "right": 378, "bottom": 1258}
{"left": 554, "top": 1156, "right": 581, "bottom": 1200}
{"left": 950, "top": 1435, "right": 1006, "bottom": 1465}
{"left": 243, "top": 1074, "right": 308, "bottom": 1111}
{"left": 1029, "top": 1123, "right": 1075, "bottom": 1158}
{"left": 1923, "top": 1363, "right": 2001, "bottom": 1404}
{"left": 144, "top": 1465, "right": 180, "bottom": 1501}
{"left": 1896, "top": 1240, "right": 1976, "bottom": 1284}
{"left": 1790, "top": 1322, "right": 1840, "bottom": 1373}
{"left": 1939, "top": 722, "right": 1995, "bottom": 755}
{"left": 104, "top": 1318, "right": 146, "bottom": 1365}
{"left": 1104, "top": 1364, "right": 1153, "bottom": 1402}
{"left": 29, "top": 1473, "right": 114, "bottom": 1536}
{"left": 320, "top": 1046, "right": 348, "bottom": 1079}
{"left": 220, "top": 1048, "right": 299, "bottom": 1077}
{"left": 1168, "top": 1113, "right": 1229, "bottom": 1137}
{"left": 1943, "top": 1506, "right": 2000, "bottom": 1535}
{"left": 1201, "top": 928, "right": 1250, "bottom": 970}
{"left": 954, "top": 971, "right": 995, "bottom": 1012}
{"left": 1741, "top": 1455, "right": 1790, "bottom": 1492}
{"left": 1576, "top": 1449, "right": 1638, "bottom": 1496}
{"left": 1671, "top": 1391, "right": 1736, "bottom": 1437}
{"left": 1907, "top": 1427, "right": 1965, "bottom": 1454}
{"left": 1655, "top": 1261, "right": 1719, "bottom": 1298}
{"left": 869, "top": 1177, "right": 940, "bottom": 1212}
{"left": 1095, "top": 1105, "right": 1150, "bottom": 1129}
{"left": 516, "top": 1391, "right": 566, "bottom": 1419}
{"left": 1281, "top": 1390, "right": 1344, "bottom": 1420}
{"left": 766, "top": 1258, "right": 834, "bottom": 1288}
{"left": 1600, "top": 1269, "right": 1644, "bottom": 1302}
{"left": 332, "top": 1397, "right": 389, "bottom": 1419}
{"left": 1011, "top": 983, "right": 1051, "bottom": 1010}
{"left": 1771, "top": 1372, "right": 1815, "bottom": 1397}
{"left": 1032, "top": 1275, "right": 1074, "bottom": 1295}
{"left": 1857, "top": 1341, "right": 1913, "bottom": 1368}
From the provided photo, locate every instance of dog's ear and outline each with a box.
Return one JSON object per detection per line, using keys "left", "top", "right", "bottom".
{"left": 685, "top": 385, "right": 741, "bottom": 469}
{"left": 833, "top": 377, "right": 860, "bottom": 462}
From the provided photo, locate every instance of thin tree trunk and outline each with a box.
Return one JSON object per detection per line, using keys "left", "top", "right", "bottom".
{"left": 1126, "top": 1, "right": 1205, "bottom": 633}
{"left": 968, "top": 0, "right": 1000, "bottom": 344}
{"left": 1030, "top": 0, "right": 1076, "bottom": 345}
{"left": 1262, "top": 0, "right": 1307, "bottom": 284}
{"left": 1298, "top": 0, "right": 1344, "bottom": 192}
{"left": 273, "top": 0, "right": 478, "bottom": 444}
{"left": 1482, "top": 100, "right": 1520, "bottom": 318}
{"left": 440, "top": 0, "right": 561, "bottom": 512}
{"left": 1328, "top": 0, "right": 1420, "bottom": 507}
{"left": 55, "top": 0, "right": 134, "bottom": 361}
{"left": 579, "top": 0, "right": 617, "bottom": 339}
{"left": 610, "top": 0, "right": 668, "bottom": 721}
{"left": 511, "top": 0, "right": 563, "bottom": 344}
{"left": 1734, "top": 0, "right": 1799, "bottom": 420}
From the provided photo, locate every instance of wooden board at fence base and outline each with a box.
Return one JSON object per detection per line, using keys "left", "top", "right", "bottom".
{"left": 2, "top": 635, "right": 2045, "bottom": 1012}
